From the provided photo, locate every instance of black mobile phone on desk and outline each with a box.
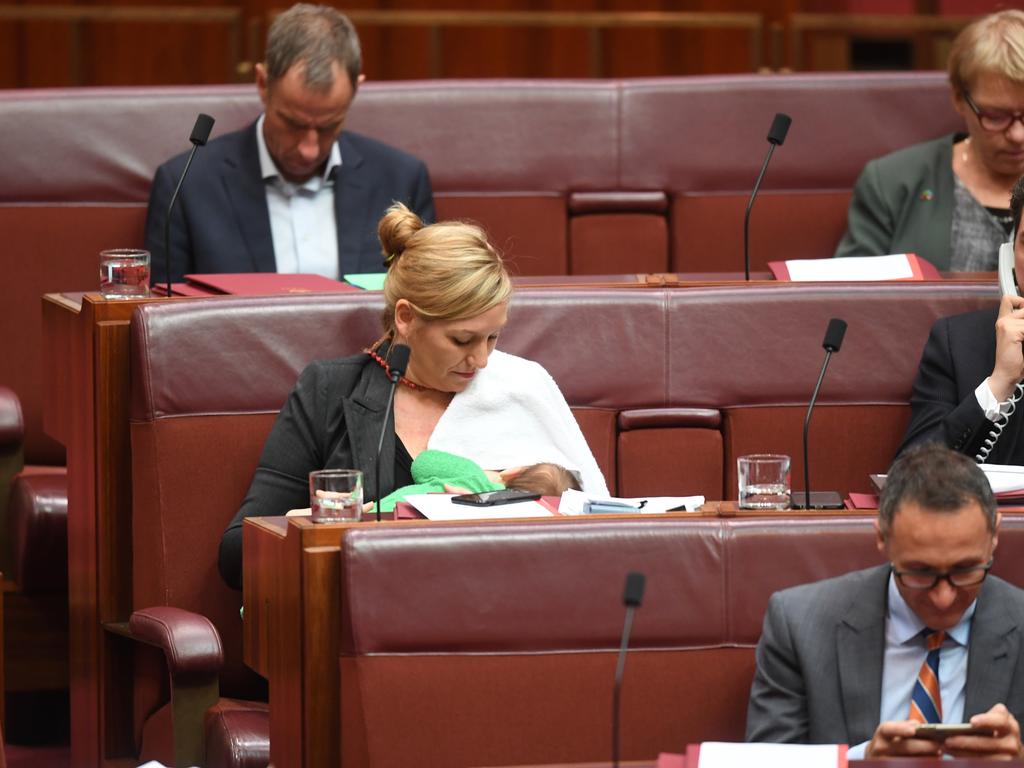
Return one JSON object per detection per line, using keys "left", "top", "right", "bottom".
{"left": 451, "top": 489, "right": 542, "bottom": 506}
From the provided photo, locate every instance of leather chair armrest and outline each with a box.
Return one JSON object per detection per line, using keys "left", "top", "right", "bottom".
{"left": 0, "top": 387, "right": 23, "bottom": 452}
{"left": 129, "top": 606, "right": 224, "bottom": 767}
{"left": 129, "top": 606, "right": 223, "bottom": 681}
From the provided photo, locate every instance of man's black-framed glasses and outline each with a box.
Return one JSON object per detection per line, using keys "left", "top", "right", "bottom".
{"left": 963, "top": 90, "right": 1024, "bottom": 132}
{"left": 893, "top": 559, "right": 994, "bottom": 590}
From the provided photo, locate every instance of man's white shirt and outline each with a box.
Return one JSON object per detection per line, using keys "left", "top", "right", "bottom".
{"left": 256, "top": 114, "right": 341, "bottom": 279}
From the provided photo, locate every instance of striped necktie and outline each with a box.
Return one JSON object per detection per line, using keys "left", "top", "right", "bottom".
{"left": 908, "top": 629, "right": 946, "bottom": 723}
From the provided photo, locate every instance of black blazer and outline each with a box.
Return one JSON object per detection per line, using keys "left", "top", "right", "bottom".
{"left": 145, "top": 121, "right": 435, "bottom": 284}
{"left": 218, "top": 353, "right": 397, "bottom": 590}
{"left": 898, "top": 306, "right": 1024, "bottom": 463}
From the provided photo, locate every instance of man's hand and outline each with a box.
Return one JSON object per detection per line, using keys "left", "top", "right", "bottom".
{"left": 990, "top": 294, "right": 1024, "bottom": 401}
{"left": 943, "top": 704, "right": 1024, "bottom": 759}
{"left": 865, "top": 720, "right": 942, "bottom": 758}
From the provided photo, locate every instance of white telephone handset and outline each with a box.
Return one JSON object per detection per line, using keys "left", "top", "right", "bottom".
{"left": 978, "top": 240, "right": 1024, "bottom": 463}
{"left": 999, "top": 240, "right": 1019, "bottom": 297}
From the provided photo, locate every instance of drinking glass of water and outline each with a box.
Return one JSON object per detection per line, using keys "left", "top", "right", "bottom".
{"left": 309, "top": 469, "right": 363, "bottom": 523}
{"left": 99, "top": 248, "right": 150, "bottom": 299}
{"left": 737, "top": 454, "right": 791, "bottom": 510}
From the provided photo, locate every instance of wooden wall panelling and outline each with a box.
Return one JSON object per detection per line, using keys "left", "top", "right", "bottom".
{"left": 0, "top": 17, "right": 19, "bottom": 89}
{"left": 0, "top": 4, "right": 244, "bottom": 88}
{"left": 788, "top": 13, "right": 970, "bottom": 71}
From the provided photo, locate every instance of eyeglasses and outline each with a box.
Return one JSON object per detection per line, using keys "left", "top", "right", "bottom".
{"left": 963, "top": 90, "right": 1024, "bottom": 132}
{"left": 893, "top": 560, "right": 993, "bottom": 590}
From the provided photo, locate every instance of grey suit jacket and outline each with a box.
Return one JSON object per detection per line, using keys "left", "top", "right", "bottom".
{"left": 145, "top": 121, "right": 435, "bottom": 285}
{"left": 746, "top": 564, "right": 1024, "bottom": 745}
{"left": 834, "top": 133, "right": 960, "bottom": 271}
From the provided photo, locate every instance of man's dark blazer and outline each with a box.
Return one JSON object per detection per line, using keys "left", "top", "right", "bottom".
{"left": 746, "top": 564, "right": 1024, "bottom": 745}
{"left": 145, "top": 121, "right": 435, "bottom": 285}
{"left": 898, "top": 306, "right": 1024, "bottom": 464}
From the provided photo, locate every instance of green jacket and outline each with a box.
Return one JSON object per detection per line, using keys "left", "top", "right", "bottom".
{"left": 834, "top": 133, "right": 961, "bottom": 271}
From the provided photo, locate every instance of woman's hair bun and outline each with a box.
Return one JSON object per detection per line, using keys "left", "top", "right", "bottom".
{"left": 379, "top": 202, "right": 424, "bottom": 267}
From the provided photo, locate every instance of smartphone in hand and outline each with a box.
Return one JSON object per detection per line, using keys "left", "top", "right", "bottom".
{"left": 451, "top": 489, "right": 542, "bottom": 507}
{"left": 914, "top": 723, "right": 993, "bottom": 740}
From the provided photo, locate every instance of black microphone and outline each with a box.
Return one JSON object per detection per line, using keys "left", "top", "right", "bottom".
{"left": 163, "top": 113, "right": 215, "bottom": 298}
{"left": 744, "top": 112, "right": 791, "bottom": 281}
{"left": 374, "top": 343, "right": 410, "bottom": 522}
{"left": 792, "top": 318, "right": 847, "bottom": 510}
{"left": 612, "top": 571, "right": 645, "bottom": 768}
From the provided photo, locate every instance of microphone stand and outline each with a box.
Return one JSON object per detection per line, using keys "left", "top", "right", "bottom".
{"left": 163, "top": 113, "right": 215, "bottom": 298}
{"left": 375, "top": 385, "right": 399, "bottom": 523}
{"left": 744, "top": 113, "right": 791, "bottom": 282}
{"left": 744, "top": 145, "right": 778, "bottom": 282}
{"left": 374, "top": 344, "right": 410, "bottom": 522}
{"left": 792, "top": 319, "right": 846, "bottom": 509}
{"left": 613, "top": 572, "right": 645, "bottom": 768}
{"left": 797, "top": 352, "right": 833, "bottom": 509}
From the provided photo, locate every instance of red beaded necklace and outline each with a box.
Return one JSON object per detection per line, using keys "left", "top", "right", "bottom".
{"left": 365, "top": 343, "right": 435, "bottom": 392}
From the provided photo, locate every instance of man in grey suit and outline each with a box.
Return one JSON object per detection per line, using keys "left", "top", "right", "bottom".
{"left": 747, "top": 444, "right": 1024, "bottom": 758}
{"left": 145, "top": 3, "right": 434, "bottom": 286}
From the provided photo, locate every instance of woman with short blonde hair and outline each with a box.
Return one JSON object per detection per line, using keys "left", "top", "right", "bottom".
{"left": 837, "top": 9, "right": 1024, "bottom": 271}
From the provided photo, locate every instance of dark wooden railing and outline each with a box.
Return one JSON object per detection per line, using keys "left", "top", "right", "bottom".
{"left": 244, "top": 9, "right": 765, "bottom": 78}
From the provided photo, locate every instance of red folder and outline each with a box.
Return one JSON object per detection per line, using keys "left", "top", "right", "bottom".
{"left": 149, "top": 282, "right": 221, "bottom": 297}
{"left": 184, "top": 272, "right": 359, "bottom": 295}
{"left": 845, "top": 492, "right": 879, "bottom": 510}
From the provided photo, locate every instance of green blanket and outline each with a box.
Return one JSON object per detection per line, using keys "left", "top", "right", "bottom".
{"left": 377, "top": 449, "right": 504, "bottom": 512}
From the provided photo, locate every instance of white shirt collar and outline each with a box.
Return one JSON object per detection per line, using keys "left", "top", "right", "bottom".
{"left": 886, "top": 570, "right": 976, "bottom": 648}
{"left": 255, "top": 113, "right": 342, "bottom": 192}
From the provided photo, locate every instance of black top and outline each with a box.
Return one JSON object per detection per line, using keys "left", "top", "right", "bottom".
{"left": 985, "top": 206, "right": 1014, "bottom": 237}
{"left": 395, "top": 438, "right": 414, "bottom": 488}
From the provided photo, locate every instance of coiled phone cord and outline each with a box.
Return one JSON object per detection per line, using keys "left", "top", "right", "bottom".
{"left": 976, "top": 380, "right": 1024, "bottom": 463}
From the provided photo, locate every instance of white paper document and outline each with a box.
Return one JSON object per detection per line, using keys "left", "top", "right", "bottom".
{"left": 697, "top": 742, "right": 846, "bottom": 768}
{"left": 403, "top": 493, "right": 555, "bottom": 521}
{"left": 979, "top": 463, "right": 1024, "bottom": 494}
{"left": 784, "top": 253, "right": 915, "bottom": 281}
{"left": 558, "top": 488, "right": 704, "bottom": 515}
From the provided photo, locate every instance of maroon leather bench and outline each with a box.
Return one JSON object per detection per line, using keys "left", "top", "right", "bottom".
{"left": 2, "top": 75, "right": 966, "bottom": 560}
{"left": 0, "top": 73, "right": 964, "bottom": 572}
{"left": 123, "top": 282, "right": 997, "bottom": 766}
{"left": 326, "top": 513, "right": 1024, "bottom": 766}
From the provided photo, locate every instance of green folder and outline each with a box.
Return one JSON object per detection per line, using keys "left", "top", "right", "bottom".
{"left": 343, "top": 273, "right": 387, "bottom": 291}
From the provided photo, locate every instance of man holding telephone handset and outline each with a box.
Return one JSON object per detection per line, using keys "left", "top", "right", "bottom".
{"left": 899, "top": 176, "right": 1024, "bottom": 464}
{"left": 746, "top": 445, "right": 1024, "bottom": 758}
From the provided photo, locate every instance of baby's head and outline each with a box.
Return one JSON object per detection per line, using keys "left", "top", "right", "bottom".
{"left": 504, "top": 462, "right": 581, "bottom": 496}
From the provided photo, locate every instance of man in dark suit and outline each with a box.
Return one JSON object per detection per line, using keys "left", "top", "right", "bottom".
{"left": 747, "top": 444, "right": 1024, "bottom": 758}
{"left": 898, "top": 175, "right": 1024, "bottom": 463}
{"left": 145, "top": 3, "right": 435, "bottom": 286}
